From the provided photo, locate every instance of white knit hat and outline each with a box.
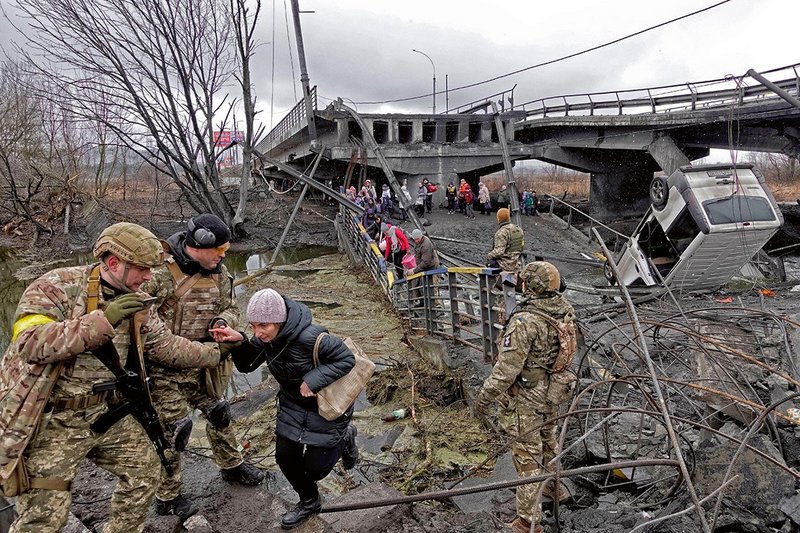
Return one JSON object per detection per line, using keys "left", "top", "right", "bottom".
{"left": 247, "top": 289, "right": 287, "bottom": 324}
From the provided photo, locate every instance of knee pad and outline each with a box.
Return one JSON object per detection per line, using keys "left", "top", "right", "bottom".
{"left": 206, "top": 400, "right": 231, "bottom": 429}
{"left": 170, "top": 417, "right": 193, "bottom": 452}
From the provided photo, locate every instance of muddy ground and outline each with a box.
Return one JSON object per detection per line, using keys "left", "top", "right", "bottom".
{"left": 3, "top": 188, "right": 800, "bottom": 532}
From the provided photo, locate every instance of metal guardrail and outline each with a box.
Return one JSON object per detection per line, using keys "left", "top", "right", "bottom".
{"left": 336, "top": 208, "right": 508, "bottom": 363}
{"left": 446, "top": 85, "right": 516, "bottom": 115}
{"left": 544, "top": 194, "right": 629, "bottom": 254}
{"left": 519, "top": 63, "right": 800, "bottom": 119}
{"left": 260, "top": 86, "right": 318, "bottom": 153}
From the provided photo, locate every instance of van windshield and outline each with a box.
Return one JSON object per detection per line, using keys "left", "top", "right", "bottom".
{"left": 702, "top": 196, "right": 776, "bottom": 225}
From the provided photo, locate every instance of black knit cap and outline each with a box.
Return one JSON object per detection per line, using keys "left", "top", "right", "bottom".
{"left": 185, "top": 213, "right": 231, "bottom": 248}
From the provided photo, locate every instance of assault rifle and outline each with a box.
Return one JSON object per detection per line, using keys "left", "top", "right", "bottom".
{"left": 89, "top": 314, "right": 173, "bottom": 475}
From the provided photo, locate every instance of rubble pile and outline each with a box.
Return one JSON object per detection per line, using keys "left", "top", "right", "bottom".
{"left": 546, "top": 301, "right": 800, "bottom": 532}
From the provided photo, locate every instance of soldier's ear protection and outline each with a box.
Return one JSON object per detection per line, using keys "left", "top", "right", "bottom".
{"left": 188, "top": 218, "right": 217, "bottom": 247}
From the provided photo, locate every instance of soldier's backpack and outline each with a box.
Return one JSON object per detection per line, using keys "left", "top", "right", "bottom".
{"left": 524, "top": 309, "right": 578, "bottom": 373}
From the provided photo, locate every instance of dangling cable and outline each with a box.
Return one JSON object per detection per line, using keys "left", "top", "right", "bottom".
{"left": 270, "top": 0, "right": 276, "bottom": 129}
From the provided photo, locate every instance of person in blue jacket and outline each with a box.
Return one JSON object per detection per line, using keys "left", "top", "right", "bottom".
{"left": 211, "top": 288, "right": 358, "bottom": 530}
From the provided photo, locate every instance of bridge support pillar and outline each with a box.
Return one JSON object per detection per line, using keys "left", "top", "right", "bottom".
{"left": 647, "top": 133, "right": 690, "bottom": 175}
{"left": 589, "top": 153, "right": 656, "bottom": 220}
{"left": 481, "top": 122, "right": 492, "bottom": 142}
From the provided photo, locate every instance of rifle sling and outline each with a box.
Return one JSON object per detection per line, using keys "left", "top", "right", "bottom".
{"left": 29, "top": 477, "right": 71, "bottom": 491}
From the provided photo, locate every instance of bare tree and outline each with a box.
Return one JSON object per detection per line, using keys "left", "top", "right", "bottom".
{"left": 10, "top": 0, "right": 251, "bottom": 224}
{"left": 0, "top": 62, "right": 82, "bottom": 235}
{"left": 747, "top": 152, "right": 800, "bottom": 183}
{"left": 230, "top": 0, "right": 265, "bottom": 235}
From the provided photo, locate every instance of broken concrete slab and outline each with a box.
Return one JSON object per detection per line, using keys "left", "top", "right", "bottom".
{"left": 407, "top": 336, "right": 456, "bottom": 371}
{"left": 184, "top": 514, "right": 214, "bottom": 533}
{"left": 766, "top": 373, "right": 798, "bottom": 419}
{"left": 693, "top": 434, "right": 794, "bottom": 525}
{"left": 780, "top": 493, "right": 800, "bottom": 526}
{"left": 357, "top": 423, "right": 406, "bottom": 456}
{"left": 320, "top": 482, "right": 410, "bottom": 532}
{"left": 451, "top": 451, "right": 516, "bottom": 515}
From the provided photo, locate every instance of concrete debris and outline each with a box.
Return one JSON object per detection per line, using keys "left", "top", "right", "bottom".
{"left": 693, "top": 434, "right": 794, "bottom": 525}
{"left": 780, "top": 494, "right": 800, "bottom": 526}
{"left": 451, "top": 452, "right": 517, "bottom": 515}
{"left": 184, "top": 514, "right": 214, "bottom": 533}
{"left": 321, "top": 483, "right": 410, "bottom": 532}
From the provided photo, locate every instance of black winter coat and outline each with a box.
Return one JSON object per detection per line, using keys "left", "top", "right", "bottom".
{"left": 231, "top": 297, "right": 355, "bottom": 448}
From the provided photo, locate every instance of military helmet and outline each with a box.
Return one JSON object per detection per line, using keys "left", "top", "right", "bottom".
{"left": 93, "top": 222, "right": 164, "bottom": 267}
{"left": 520, "top": 261, "right": 562, "bottom": 295}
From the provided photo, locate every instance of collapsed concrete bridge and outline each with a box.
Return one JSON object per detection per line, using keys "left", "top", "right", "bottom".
{"left": 257, "top": 63, "right": 800, "bottom": 220}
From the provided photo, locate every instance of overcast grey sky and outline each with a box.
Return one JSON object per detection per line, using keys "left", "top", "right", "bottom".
{"left": 259, "top": 0, "right": 797, "bottom": 126}
{"left": 1, "top": 0, "right": 796, "bottom": 133}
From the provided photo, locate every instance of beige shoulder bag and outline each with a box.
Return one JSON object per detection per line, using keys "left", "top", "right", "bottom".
{"left": 312, "top": 333, "right": 375, "bottom": 422}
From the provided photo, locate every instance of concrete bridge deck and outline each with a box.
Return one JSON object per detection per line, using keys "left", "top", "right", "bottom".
{"left": 256, "top": 64, "right": 800, "bottom": 220}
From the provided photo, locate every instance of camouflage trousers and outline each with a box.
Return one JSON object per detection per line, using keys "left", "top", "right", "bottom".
{"left": 500, "top": 391, "right": 559, "bottom": 524}
{"left": 11, "top": 404, "right": 159, "bottom": 533}
{"left": 150, "top": 367, "right": 243, "bottom": 501}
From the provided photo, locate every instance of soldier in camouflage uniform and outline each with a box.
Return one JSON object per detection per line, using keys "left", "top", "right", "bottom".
{"left": 142, "top": 214, "right": 265, "bottom": 521}
{"left": 487, "top": 207, "right": 525, "bottom": 274}
{"left": 0, "top": 222, "right": 227, "bottom": 533}
{"left": 475, "top": 262, "right": 576, "bottom": 533}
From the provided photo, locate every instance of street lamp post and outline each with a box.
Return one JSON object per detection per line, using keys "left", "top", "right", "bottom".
{"left": 412, "top": 48, "right": 436, "bottom": 114}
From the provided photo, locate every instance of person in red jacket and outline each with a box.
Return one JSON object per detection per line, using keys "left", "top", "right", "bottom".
{"left": 380, "top": 222, "right": 409, "bottom": 279}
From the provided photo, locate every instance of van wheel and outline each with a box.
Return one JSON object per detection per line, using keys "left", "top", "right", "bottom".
{"left": 650, "top": 177, "right": 668, "bottom": 210}
{"left": 603, "top": 260, "right": 616, "bottom": 285}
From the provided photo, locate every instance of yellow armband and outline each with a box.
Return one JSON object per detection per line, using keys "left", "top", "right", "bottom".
{"left": 12, "top": 314, "right": 56, "bottom": 341}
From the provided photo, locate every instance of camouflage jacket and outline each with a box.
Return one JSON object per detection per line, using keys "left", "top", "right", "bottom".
{"left": 479, "top": 295, "right": 576, "bottom": 404}
{"left": 142, "top": 257, "right": 239, "bottom": 343}
{"left": 141, "top": 243, "right": 238, "bottom": 380}
{"left": 0, "top": 264, "right": 221, "bottom": 480}
{"left": 487, "top": 222, "right": 524, "bottom": 273}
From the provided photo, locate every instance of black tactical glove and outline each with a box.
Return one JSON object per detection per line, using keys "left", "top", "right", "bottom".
{"left": 218, "top": 340, "right": 243, "bottom": 360}
{"left": 104, "top": 293, "right": 145, "bottom": 327}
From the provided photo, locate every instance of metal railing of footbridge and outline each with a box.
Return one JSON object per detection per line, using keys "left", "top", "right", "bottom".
{"left": 543, "top": 194, "right": 630, "bottom": 255}
{"left": 336, "top": 208, "right": 508, "bottom": 363}
{"left": 260, "top": 86, "right": 318, "bottom": 153}
{"left": 517, "top": 62, "right": 800, "bottom": 119}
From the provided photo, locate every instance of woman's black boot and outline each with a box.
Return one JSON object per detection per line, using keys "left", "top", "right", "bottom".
{"left": 281, "top": 496, "right": 322, "bottom": 529}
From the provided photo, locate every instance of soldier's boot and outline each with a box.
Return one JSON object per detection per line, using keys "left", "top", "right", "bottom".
{"left": 220, "top": 462, "right": 266, "bottom": 486}
{"left": 154, "top": 494, "right": 198, "bottom": 521}
{"left": 280, "top": 496, "right": 322, "bottom": 530}
{"left": 341, "top": 424, "right": 359, "bottom": 470}
{"left": 507, "top": 516, "right": 542, "bottom": 533}
{"left": 541, "top": 480, "right": 570, "bottom": 503}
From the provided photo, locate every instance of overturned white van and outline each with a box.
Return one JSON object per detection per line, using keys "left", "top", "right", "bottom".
{"left": 605, "top": 164, "right": 784, "bottom": 290}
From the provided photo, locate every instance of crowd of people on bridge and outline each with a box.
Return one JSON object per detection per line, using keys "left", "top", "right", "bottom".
{"left": 347, "top": 176, "right": 543, "bottom": 227}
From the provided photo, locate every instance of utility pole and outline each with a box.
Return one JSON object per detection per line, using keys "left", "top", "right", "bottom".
{"left": 445, "top": 74, "right": 449, "bottom": 113}
{"left": 289, "top": 0, "right": 317, "bottom": 141}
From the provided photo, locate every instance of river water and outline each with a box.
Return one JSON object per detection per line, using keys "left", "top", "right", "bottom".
{"left": 0, "top": 245, "right": 337, "bottom": 352}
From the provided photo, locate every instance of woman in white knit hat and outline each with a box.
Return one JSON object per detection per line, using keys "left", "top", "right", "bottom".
{"left": 210, "top": 288, "right": 358, "bottom": 529}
